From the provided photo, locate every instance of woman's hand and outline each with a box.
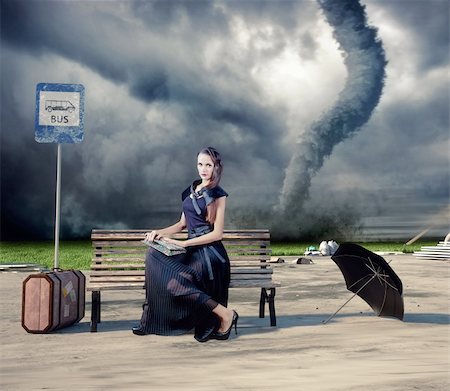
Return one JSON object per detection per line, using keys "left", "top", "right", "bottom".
{"left": 144, "top": 231, "right": 161, "bottom": 242}
{"left": 160, "top": 237, "right": 187, "bottom": 248}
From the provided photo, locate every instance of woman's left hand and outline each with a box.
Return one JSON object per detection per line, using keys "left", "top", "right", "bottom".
{"left": 160, "top": 237, "right": 187, "bottom": 248}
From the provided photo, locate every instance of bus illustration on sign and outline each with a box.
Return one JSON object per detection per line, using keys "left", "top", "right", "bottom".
{"left": 45, "top": 100, "right": 76, "bottom": 113}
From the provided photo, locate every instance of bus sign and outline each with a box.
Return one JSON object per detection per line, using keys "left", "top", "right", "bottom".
{"left": 35, "top": 83, "right": 85, "bottom": 143}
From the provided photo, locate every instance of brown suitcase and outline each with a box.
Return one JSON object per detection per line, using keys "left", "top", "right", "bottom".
{"left": 22, "top": 270, "right": 86, "bottom": 333}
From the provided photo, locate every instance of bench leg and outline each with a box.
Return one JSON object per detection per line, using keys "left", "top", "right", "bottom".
{"left": 90, "top": 291, "right": 101, "bottom": 332}
{"left": 97, "top": 291, "right": 101, "bottom": 324}
{"left": 259, "top": 288, "right": 277, "bottom": 327}
{"left": 268, "top": 288, "right": 276, "bottom": 327}
{"left": 259, "top": 288, "right": 267, "bottom": 319}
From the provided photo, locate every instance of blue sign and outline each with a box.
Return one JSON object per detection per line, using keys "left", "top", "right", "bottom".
{"left": 35, "top": 83, "right": 85, "bottom": 143}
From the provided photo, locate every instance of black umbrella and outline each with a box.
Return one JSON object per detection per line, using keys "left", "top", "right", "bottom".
{"left": 324, "top": 243, "right": 404, "bottom": 323}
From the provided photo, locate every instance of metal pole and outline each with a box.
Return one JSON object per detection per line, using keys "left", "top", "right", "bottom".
{"left": 405, "top": 227, "right": 431, "bottom": 246}
{"left": 54, "top": 143, "right": 62, "bottom": 270}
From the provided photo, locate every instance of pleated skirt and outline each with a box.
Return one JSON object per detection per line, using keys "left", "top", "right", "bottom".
{"left": 139, "top": 241, "right": 230, "bottom": 341}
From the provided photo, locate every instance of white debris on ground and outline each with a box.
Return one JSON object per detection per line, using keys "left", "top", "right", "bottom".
{"left": 304, "top": 240, "right": 339, "bottom": 256}
{"left": 0, "top": 264, "right": 49, "bottom": 272}
{"left": 413, "top": 235, "right": 450, "bottom": 260}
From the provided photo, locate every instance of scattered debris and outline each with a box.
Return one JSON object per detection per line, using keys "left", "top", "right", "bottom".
{"left": 292, "top": 257, "right": 314, "bottom": 264}
{"left": 413, "top": 238, "right": 450, "bottom": 260}
{"left": 303, "top": 250, "right": 322, "bottom": 256}
{"left": 305, "top": 240, "right": 339, "bottom": 256}
{"left": 0, "top": 264, "right": 49, "bottom": 273}
{"left": 319, "top": 240, "right": 339, "bottom": 255}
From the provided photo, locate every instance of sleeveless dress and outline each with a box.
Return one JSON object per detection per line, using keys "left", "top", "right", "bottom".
{"left": 138, "top": 180, "right": 230, "bottom": 341}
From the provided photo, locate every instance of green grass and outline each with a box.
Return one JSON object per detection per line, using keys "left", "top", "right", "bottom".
{"left": 0, "top": 241, "right": 91, "bottom": 270}
{"left": 0, "top": 240, "right": 438, "bottom": 270}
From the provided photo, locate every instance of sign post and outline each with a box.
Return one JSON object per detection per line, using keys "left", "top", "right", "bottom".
{"left": 54, "top": 143, "right": 62, "bottom": 269}
{"left": 35, "top": 83, "right": 85, "bottom": 270}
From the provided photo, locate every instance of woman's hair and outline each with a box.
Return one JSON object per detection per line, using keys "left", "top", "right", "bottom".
{"left": 197, "top": 146, "right": 223, "bottom": 224}
{"left": 198, "top": 146, "right": 223, "bottom": 188}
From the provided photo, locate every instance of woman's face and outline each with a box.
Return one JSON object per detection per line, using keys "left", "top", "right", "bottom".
{"left": 197, "top": 153, "right": 215, "bottom": 182}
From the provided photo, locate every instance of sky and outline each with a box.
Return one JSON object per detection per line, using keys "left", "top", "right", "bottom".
{"left": 1, "top": 0, "right": 449, "bottom": 241}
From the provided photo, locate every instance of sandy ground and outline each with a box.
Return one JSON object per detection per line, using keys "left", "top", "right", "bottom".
{"left": 1, "top": 255, "right": 449, "bottom": 390}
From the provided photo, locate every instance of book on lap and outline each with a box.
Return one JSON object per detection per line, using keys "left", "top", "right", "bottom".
{"left": 141, "top": 239, "right": 187, "bottom": 256}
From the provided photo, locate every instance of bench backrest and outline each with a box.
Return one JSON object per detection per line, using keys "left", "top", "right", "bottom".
{"left": 90, "top": 229, "right": 273, "bottom": 288}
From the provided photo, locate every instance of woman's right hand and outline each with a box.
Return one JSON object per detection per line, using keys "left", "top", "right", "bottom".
{"left": 144, "top": 231, "right": 161, "bottom": 242}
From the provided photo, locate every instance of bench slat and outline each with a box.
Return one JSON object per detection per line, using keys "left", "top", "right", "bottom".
{"left": 90, "top": 268, "right": 273, "bottom": 276}
{"left": 92, "top": 228, "right": 269, "bottom": 234}
{"left": 91, "top": 248, "right": 270, "bottom": 254}
{"left": 91, "top": 264, "right": 146, "bottom": 270}
{"left": 230, "top": 280, "right": 281, "bottom": 288}
{"left": 92, "top": 257, "right": 145, "bottom": 262}
{"left": 93, "top": 240, "right": 270, "bottom": 247}
{"left": 88, "top": 283, "right": 145, "bottom": 291}
{"left": 90, "top": 277, "right": 141, "bottom": 283}
{"left": 90, "top": 274, "right": 272, "bottom": 283}
{"left": 90, "top": 262, "right": 271, "bottom": 270}
{"left": 91, "top": 255, "right": 271, "bottom": 263}
{"left": 92, "top": 235, "right": 270, "bottom": 241}
{"left": 92, "top": 248, "right": 272, "bottom": 256}
{"left": 92, "top": 229, "right": 268, "bottom": 235}
{"left": 90, "top": 277, "right": 272, "bottom": 284}
{"left": 92, "top": 232, "right": 270, "bottom": 240}
{"left": 87, "top": 280, "right": 280, "bottom": 291}
{"left": 90, "top": 263, "right": 271, "bottom": 270}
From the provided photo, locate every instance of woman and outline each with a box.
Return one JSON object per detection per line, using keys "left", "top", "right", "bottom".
{"left": 132, "top": 147, "right": 238, "bottom": 342}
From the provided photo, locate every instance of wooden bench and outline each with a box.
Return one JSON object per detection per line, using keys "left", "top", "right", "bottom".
{"left": 88, "top": 229, "right": 280, "bottom": 332}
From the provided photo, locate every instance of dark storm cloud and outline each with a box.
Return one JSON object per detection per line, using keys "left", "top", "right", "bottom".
{"left": 366, "top": 0, "right": 449, "bottom": 71}
{"left": 1, "top": 0, "right": 132, "bottom": 81}
{"left": 1, "top": 0, "right": 448, "bottom": 241}
{"left": 129, "top": 0, "right": 315, "bottom": 32}
{"left": 1, "top": 0, "right": 292, "bottom": 163}
{"left": 129, "top": 0, "right": 231, "bottom": 33}
{"left": 2, "top": 0, "right": 314, "bottom": 239}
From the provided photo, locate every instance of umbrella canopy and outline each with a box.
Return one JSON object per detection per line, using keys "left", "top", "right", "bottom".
{"left": 330, "top": 243, "right": 404, "bottom": 320}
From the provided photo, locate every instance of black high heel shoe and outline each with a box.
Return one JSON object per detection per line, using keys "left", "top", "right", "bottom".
{"left": 132, "top": 326, "right": 147, "bottom": 336}
{"left": 212, "top": 310, "right": 239, "bottom": 340}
